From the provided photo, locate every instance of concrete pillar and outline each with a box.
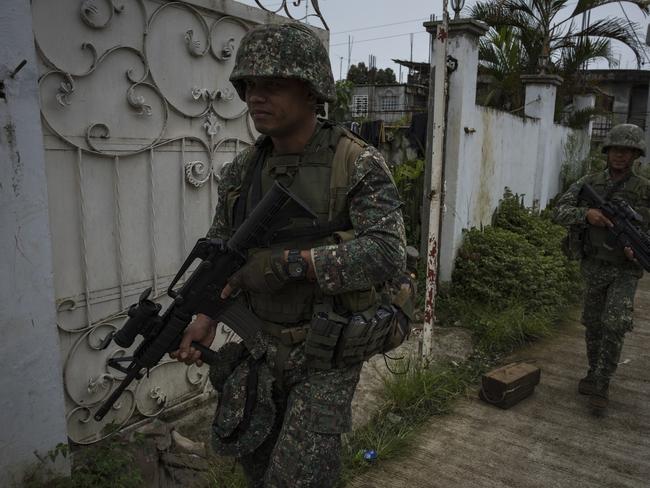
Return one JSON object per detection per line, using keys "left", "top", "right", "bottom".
{"left": 424, "top": 19, "right": 488, "bottom": 281}
{"left": 641, "top": 84, "right": 650, "bottom": 163}
{"left": 521, "top": 74, "right": 563, "bottom": 208}
{"left": 573, "top": 92, "right": 596, "bottom": 137}
{"left": 0, "top": 1, "right": 69, "bottom": 484}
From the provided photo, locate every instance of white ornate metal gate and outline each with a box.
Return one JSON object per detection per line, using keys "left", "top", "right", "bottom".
{"left": 31, "top": 0, "right": 323, "bottom": 444}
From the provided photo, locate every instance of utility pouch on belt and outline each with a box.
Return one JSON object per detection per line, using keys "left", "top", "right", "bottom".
{"left": 305, "top": 309, "right": 346, "bottom": 369}
{"left": 561, "top": 226, "right": 586, "bottom": 261}
{"left": 336, "top": 306, "right": 397, "bottom": 366}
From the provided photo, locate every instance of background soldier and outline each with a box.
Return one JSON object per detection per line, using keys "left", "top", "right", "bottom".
{"left": 171, "top": 22, "right": 406, "bottom": 487}
{"left": 553, "top": 123, "right": 650, "bottom": 414}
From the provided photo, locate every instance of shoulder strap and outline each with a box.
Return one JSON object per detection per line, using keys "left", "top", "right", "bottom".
{"left": 233, "top": 137, "right": 270, "bottom": 228}
{"left": 328, "top": 126, "right": 367, "bottom": 220}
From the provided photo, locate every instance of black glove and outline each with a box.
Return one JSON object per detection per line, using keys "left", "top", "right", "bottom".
{"left": 227, "top": 249, "right": 289, "bottom": 294}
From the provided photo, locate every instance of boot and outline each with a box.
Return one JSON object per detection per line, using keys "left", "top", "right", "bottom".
{"left": 580, "top": 329, "right": 601, "bottom": 395}
{"left": 578, "top": 374, "right": 596, "bottom": 395}
{"left": 589, "top": 379, "right": 609, "bottom": 415}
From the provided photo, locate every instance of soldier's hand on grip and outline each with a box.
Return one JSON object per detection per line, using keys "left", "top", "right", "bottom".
{"left": 586, "top": 208, "right": 614, "bottom": 228}
{"left": 170, "top": 313, "right": 217, "bottom": 367}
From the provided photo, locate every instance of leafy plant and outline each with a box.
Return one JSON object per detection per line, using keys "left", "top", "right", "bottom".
{"left": 437, "top": 189, "right": 582, "bottom": 354}
{"left": 391, "top": 159, "right": 425, "bottom": 246}
{"left": 331, "top": 80, "right": 353, "bottom": 122}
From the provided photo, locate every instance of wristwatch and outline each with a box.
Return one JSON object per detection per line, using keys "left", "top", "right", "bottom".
{"left": 286, "top": 249, "right": 308, "bottom": 280}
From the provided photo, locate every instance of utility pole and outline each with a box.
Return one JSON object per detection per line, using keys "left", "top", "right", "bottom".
{"left": 339, "top": 56, "right": 344, "bottom": 80}
{"left": 422, "top": 1, "right": 450, "bottom": 359}
{"left": 347, "top": 35, "right": 353, "bottom": 72}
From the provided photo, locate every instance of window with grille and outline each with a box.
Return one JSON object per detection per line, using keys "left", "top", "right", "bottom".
{"left": 381, "top": 94, "right": 399, "bottom": 111}
{"left": 352, "top": 95, "right": 368, "bottom": 117}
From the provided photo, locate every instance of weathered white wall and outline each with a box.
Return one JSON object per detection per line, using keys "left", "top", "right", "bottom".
{"left": 433, "top": 20, "right": 589, "bottom": 281}
{"left": 439, "top": 107, "right": 541, "bottom": 280}
{"left": 0, "top": 0, "right": 69, "bottom": 484}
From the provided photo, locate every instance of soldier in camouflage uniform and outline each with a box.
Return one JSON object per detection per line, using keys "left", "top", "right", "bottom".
{"left": 553, "top": 123, "right": 650, "bottom": 414}
{"left": 171, "top": 22, "right": 406, "bottom": 487}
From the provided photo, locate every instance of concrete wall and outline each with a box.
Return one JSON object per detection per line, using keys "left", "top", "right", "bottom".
{"left": 439, "top": 108, "right": 541, "bottom": 280}
{"left": 0, "top": 0, "right": 69, "bottom": 484}
{"left": 430, "top": 20, "right": 589, "bottom": 281}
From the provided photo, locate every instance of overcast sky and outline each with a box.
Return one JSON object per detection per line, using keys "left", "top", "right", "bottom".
{"left": 235, "top": 0, "right": 650, "bottom": 80}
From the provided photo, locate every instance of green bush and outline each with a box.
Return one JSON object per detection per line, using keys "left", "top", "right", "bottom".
{"left": 437, "top": 189, "right": 581, "bottom": 354}
{"left": 391, "top": 159, "right": 424, "bottom": 246}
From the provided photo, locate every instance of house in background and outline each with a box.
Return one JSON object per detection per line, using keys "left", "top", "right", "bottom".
{"left": 584, "top": 70, "right": 650, "bottom": 143}
{"left": 350, "top": 59, "right": 429, "bottom": 124}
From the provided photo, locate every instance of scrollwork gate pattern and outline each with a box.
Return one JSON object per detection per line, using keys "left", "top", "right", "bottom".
{"left": 31, "top": 0, "right": 291, "bottom": 444}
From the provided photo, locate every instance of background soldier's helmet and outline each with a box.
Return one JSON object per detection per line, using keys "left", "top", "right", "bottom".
{"left": 602, "top": 123, "right": 646, "bottom": 156}
{"left": 229, "top": 22, "right": 336, "bottom": 103}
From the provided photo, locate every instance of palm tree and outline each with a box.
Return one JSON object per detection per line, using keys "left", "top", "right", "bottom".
{"left": 471, "top": 0, "right": 650, "bottom": 115}
{"left": 478, "top": 26, "right": 528, "bottom": 110}
{"left": 471, "top": 0, "right": 649, "bottom": 73}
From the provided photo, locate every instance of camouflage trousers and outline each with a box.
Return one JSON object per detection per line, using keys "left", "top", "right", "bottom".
{"left": 239, "top": 340, "right": 362, "bottom": 488}
{"left": 580, "top": 259, "right": 640, "bottom": 384}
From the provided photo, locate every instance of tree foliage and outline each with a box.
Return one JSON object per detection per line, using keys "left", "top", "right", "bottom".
{"left": 472, "top": 0, "right": 650, "bottom": 112}
{"left": 347, "top": 62, "right": 397, "bottom": 84}
{"left": 330, "top": 80, "right": 353, "bottom": 122}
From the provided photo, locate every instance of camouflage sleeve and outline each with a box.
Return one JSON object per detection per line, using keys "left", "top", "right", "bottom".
{"left": 206, "top": 148, "right": 252, "bottom": 239}
{"left": 311, "top": 147, "right": 407, "bottom": 294}
{"left": 635, "top": 180, "right": 650, "bottom": 233}
{"left": 552, "top": 178, "right": 589, "bottom": 228}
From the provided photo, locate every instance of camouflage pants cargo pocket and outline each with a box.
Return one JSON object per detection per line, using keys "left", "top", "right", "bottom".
{"left": 262, "top": 364, "right": 363, "bottom": 488}
{"left": 581, "top": 260, "right": 639, "bottom": 334}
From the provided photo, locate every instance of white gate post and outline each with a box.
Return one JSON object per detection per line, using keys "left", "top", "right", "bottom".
{"left": 522, "top": 74, "right": 563, "bottom": 208}
{"left": 573, "top": 92, "right": 596, "bottom": 138}
{"left": 437, "top": 19, "right": 488, "bottom": 283}
{"left": 0, "top": 0, "right": 69, "bottom": 483}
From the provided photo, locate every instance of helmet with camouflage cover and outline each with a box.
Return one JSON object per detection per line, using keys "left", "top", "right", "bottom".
{"left": 602, "top": 123, "right": 646, "bottom": 157}
{"left": 211, "top": 355, "right": 275, "bottom": 458}
{"left": 229, "top": 22, "right": 336, "bottom": 103}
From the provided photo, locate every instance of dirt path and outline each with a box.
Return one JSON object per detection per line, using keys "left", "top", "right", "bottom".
{"left": 348, "top": 278, "right": 650, "bottom": 488}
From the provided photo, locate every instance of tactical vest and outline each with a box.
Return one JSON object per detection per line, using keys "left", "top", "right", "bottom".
{"left": 581, "top": 170, "right": 650, "bottom": 264}
{"left": 230, "top": 121, "right": 376, "bottom": 324}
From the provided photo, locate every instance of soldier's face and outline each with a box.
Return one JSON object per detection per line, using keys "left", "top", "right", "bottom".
{"left": 607, "top": 146, "right": 639, "bottom": 172}
{"left": 244, "top": 78, "right": 315, "bottom": 137}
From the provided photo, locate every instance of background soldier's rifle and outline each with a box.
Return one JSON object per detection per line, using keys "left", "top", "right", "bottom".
{"left": 580, "top": 182, "right": 650, "bottom": 272}
{"left": 93, "top": 182, "right": 316, "bottom": 421}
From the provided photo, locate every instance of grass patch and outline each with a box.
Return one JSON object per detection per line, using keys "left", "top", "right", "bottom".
{"left": 338, "top": 357, "right": 485, "bottom": 486}
{"left": 21, "top": 436, "right": 144, "bottom": 488}
{"left": 206, "top": 457, "right": 247, "bottom": 488}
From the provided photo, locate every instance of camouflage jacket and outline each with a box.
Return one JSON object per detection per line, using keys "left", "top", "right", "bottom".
{"left": 207, "top": 124, "right": 407, "bottom": 295}
{"left": 553, "top": 169, "right": 650, "bottom": 262}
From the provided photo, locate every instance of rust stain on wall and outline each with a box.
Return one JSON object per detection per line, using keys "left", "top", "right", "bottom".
{"left": 4, "top": 122, "right": 22, "bottom": 197}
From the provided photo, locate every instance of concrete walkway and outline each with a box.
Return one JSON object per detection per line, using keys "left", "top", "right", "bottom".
{"left": 348, "top": 278, "right": 650, "bottom": 488}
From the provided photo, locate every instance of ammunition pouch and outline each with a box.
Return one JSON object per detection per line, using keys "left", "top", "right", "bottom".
{"left": 305, "top": 308, "right": 347, "bottom": 369}
{"left": 305, "top": 300, "right": 412, "bottom": 370}
{"left": 562, "top": 226, "right": 586, "bottom": 261}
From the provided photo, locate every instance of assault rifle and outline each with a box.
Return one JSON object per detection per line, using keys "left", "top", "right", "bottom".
{"left": 580, "top": 182, "right": 650, "bottom": 272}
{"left": 94, "top": 182, "right": 317, "bottom": 421}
